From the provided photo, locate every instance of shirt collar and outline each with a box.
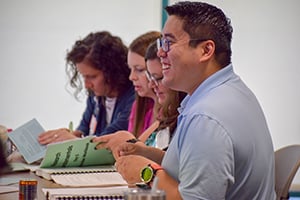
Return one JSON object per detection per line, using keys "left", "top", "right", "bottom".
{"left": 178, "top": 64, "right": 234, "bottom": 115}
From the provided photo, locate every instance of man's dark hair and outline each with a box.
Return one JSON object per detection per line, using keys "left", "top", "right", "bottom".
{"left": 165, "top": 1, "right": 233, "bottom": 67}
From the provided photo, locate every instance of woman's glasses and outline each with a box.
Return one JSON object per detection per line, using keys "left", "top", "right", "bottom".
{"left": 145, "top": 70, "right": 163, "bottom": 86}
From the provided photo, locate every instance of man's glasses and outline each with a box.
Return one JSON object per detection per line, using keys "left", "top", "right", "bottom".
{"left": 157, "top": 38, "right": 171, "bottom": 53}
{"left": 145, "top": 70, "right": 163, "bottom": 86}
{"left": 157, "top": 37, "right": 208, "bottom": 53}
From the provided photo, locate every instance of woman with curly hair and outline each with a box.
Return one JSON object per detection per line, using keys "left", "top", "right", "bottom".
{"left": 38, "top": 31, "right": 135, "bottom": 144}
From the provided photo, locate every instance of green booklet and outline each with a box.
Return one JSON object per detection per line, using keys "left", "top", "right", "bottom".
{"left": 8, "top": 118, "right": 115, "bottom": 167}
{"left": 40, "top": 136, "right": 115, "bottom": 168}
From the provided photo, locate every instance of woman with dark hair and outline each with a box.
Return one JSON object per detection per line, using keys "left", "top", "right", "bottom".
{"left": 142, "top": 41, "right": 186, "bottom": 150}
{"left": 38, "top": 31, "right": 135, "bottom": 144}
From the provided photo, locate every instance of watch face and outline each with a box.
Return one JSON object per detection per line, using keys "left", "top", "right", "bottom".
{"left": 141, "top": 166, "right": 153, "bottom": 183}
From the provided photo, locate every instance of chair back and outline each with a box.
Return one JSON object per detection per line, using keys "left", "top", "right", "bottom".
{"left": 275, "top": 144, "right": 300, "bottom": 200}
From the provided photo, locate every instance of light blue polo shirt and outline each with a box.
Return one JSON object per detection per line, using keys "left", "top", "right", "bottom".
{"left": 162, "top": 64, "right": 276, "bottom": 199}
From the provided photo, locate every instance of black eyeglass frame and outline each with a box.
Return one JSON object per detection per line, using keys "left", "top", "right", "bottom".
{"left": 145, "top": 70, "right": 163, "bottom": 87}
{"left": 157, "top": 37, "right": 209, "bottom": 53}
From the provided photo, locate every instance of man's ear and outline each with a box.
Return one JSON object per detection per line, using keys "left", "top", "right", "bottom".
{"left": 199, "top": 40, "right": 215, "bottom": 62}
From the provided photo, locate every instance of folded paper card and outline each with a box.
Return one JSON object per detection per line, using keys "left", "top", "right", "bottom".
{"left": 8, "top": 118, "right": 46, "bottom": 164}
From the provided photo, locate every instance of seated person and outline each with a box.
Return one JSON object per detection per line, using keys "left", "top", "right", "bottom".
{"left": 127, "top": 31, "right": 161, "bottom": 138}
{"left": 0, "top": 137, "right": 11, "bottom": 174}
{"left": 38, "top": 31, "right": 135, "bottom": 145}
{"left": 114, "top": 2, "right": 276, "bottom": 199}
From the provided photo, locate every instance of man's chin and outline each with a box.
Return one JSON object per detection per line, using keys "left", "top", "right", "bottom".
{"left": 162, "top": 78, "right": 171, "bottom": 88}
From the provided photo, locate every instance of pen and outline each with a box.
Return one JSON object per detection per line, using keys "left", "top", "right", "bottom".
{"left": 94, "top": 141, "right": 108, "bottom": 150}
{"left": 46, "top": 191, "right": 49, "bottom": 200}
{"left": 95, "top": 141, "right": 107, "bottom": 145}
{"left": 126, "top": 138, "right": 140, "bottom": 143}
{"left": 68, "top": 121, "right": 73, "bottom": 132}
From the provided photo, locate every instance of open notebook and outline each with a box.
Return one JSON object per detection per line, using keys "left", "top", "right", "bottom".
{"left": 35, "top": 165, "right": 128, "bottom": 187}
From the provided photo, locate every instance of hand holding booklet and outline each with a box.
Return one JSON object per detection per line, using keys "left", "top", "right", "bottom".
{"left": 8, "top": 119, "right": 127, "bottom": 187}
{"left": 8, "top": 118, "right": 115, "bottom": 167}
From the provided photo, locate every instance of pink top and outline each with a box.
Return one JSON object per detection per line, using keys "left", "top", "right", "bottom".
{"left": 128, "top": 99, "right": 154, "bottom": 136}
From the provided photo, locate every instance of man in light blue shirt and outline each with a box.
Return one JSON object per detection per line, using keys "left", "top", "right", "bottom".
{"left": 114, "top": 1, "right": 276, "bottom": 199}
{"left": 162, "top": 64, "right": 275, "bottom": 199}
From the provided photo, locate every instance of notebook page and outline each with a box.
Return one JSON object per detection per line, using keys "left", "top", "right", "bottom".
{"left": 51, "top": 171, "right": 128, "bottom": 187}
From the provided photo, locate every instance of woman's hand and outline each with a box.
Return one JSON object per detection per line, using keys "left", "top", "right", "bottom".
{"left": 38, "top": 128, "right": 78, "bottom": 144}
{"left": 117, "top": 142, "right": 146, "bottom": 157}
{"left": 92, "top": 130, "right": 136, "bottom": 158}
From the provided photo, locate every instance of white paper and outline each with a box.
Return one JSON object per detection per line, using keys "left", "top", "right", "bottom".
{"left": 0, "top": 177, "right": 19, "bottom": 186}
{"left": 0, "top": 186, "right": 19, "bottom": 194}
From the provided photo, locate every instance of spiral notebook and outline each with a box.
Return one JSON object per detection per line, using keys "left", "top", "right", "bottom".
{"left": 43, "top": 186, "right": 128, "bottom": 200}
{"left": 36, "top": 165, "right": 128, "bottom": 187}
{"left": 35, "top": 165, "right": 116, "bottom": 180}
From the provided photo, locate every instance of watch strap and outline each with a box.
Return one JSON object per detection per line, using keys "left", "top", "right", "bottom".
{"left": 149, "top": 163, "right": 163, "bottom": 173}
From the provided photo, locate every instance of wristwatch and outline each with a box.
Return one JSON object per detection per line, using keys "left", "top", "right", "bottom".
{"left": 140, "top": 163, "right": 163, "bottom": 184}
